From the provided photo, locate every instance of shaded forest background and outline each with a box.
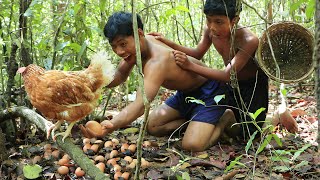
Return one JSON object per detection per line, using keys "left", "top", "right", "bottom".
{"left": 0, "top": 0, "right": 316, "bottom": 110}
{"left": 0, "top": 0, "right": 318, "bottom": 179}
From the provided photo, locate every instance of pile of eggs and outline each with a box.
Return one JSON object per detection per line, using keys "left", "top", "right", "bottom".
{"left": 35, "top": 138, "right": 152, "bottom": 179}
{"left": 82, "top": 137, "right": 150, "bottom": 179}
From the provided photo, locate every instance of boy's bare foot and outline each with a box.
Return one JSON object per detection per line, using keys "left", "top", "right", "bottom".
{"left": 220, "top": 109, "right": 240, "bottom": 137}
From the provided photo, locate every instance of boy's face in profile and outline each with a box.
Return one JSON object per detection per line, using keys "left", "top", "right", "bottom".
{"left": 206, "top": 14, "right": 236, "bottom": 39}
{"left": 110, "top": 35, "right": 136, "bottom": 63}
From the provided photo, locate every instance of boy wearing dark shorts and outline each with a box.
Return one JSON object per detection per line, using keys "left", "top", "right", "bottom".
{"left": 85, "top": 11, "right": 237, "bottom": 152}
{"left": 149, "top": 0, "right": 269, "bottom": 139}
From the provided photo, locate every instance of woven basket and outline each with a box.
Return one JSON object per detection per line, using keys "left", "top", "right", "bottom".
{"left": 257, "top": 22, "right": 314, "bottom": 83}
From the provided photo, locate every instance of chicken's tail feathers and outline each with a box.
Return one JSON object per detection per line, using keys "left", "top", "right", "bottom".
{"left": 90, "top": 51, "right": 116, "bottom": 86}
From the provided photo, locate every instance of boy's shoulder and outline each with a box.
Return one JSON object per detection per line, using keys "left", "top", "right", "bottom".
{"left": 236, "top": 26, "right": 258, "bottom": 39}
{"left": 235, "top": 26, "right": 259, "bottom": 46}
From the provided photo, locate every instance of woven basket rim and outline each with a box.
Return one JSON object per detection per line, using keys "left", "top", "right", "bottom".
{"left": 257, "top": 21, "right": 314, "bottom": 83}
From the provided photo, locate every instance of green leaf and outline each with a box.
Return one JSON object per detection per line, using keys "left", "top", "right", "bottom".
{"left": 185, "top": 97, "right": 205, "bottom": 106}
{"left": 274, "top": 150, "right": 292, "bottom": 156}
{"left": 55, "top": 41, "right": 70, "bottom": 51}
{"left": 305, "top": 0, "right": 315, "bottom": 20}
{"left": 294, "top": 160, "right": 308, "bottom": 169}
{"left": 224, "top": 155, "right": 244, "bottom": 173}
{"left": 245, "top": 131, "right": 257, "bottom": 154}
{"left": 181, "top": 171, "right": 191, "bottom": 180}
{"left": 289, "top": 0, "right": 305, "bottom": 14}
{"left": 23, "top": 164, "right": 42, "bottom": 179}
{"left": 271, "top": 156, "right": 291, "bottom": 163}
{"left": 281, "top": 88, "right": 287, "bottom": 97}
{"left": 272, "top": 134, "right": 282, "bottom": 147}
{"left": 77, "top": 40, "right": 88, "bottom": 61}
{"left": 249, "top": 108, "right": 266, "bottom": 120}
{"left": 122, "top": 127, "right": 139, "bottom": 134}
{"left": 24, "top": 8, "right": 33, "bottom": 17}
{"left": 256, "top": 134, "right": 272, "bottom": 155}
{"left": 214, "top": 94, "right": 225, "bottom": 104}
{"left": 69, "top": 43, "right": 81, "bottom": 52}
{"left": 273, "top": 165, "right": 290, "bottom": 172}
{"left": 99, "top": 0, "right": 106, "bottom": 12}
{"left": 292, "top": 144, "right": 311, "bottom": 160}
{"left": 175, "top": 5, "right": 190, "bottom": 12}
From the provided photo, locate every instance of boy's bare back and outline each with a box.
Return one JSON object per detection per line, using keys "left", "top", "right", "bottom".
{"left": 144, "top": 35, "right": 207, "bottom": 92}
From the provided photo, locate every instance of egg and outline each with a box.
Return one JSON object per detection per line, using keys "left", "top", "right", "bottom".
{"left": 44, "top": 144, "right": 52, "bottom": 151}
{"left": 51, "top": 150, "right": 60, "bottom": 159}
{"left": 62, "top": 154, "right": 70, "bottom": 160}
{"left": 85, "top": 121, "right": 103, "bottom": 136}
{"left": 43, "top": 151, "right": 52, "bottom": 160}
{"left": 127, "top": 161, "right": 136, "bottom": 169}
{"left": 90, "top": 144, "right": 100, "bottom": 153}
{"left": 32, "top": 155, "right": 42, "bottom": 164}
{"left": 113, "top": 164, "right": 121, "bottom": 172}
{"left": 141, "top": 159, "right": 150, "bottom": 169}
{"left": 57, "top": 166, "right": 69, "bottom": 175}
{"left": 111, "top": 138, "right": 119, "bottom": 145}
{"left": 58, "top": 158, "right": 69, "bottom": 166}
{"left": 75, "top": 167, "right": 85, "bottom": 177}
{"left": 113, "top": 171, "right": 122, "bottom": 180}
{"left": 123, "top": 156, "right": 133, "bottom": 163}
{"left": 83, "top": 138, "right": 91, "bottom": 145}
{"left": 94, "top": 155, "right": 105, "bottom": 162}
{"left": 120, "top": 143, "right": 129, "bottom": 153}
{"left": 128, "top": 144, "right": 136, "bottom": 153}
{"left": 143, "top": 141, "right": 152, "bottom": 147}
{"left": 121, "top": 172, "right": 130, "bottom": 180}
{"left": 96, "top": 162, "right": 105, "bottom": 172}
{"left": 104, "top": 141, "right": 113, "bottom": 148}
{"left": 106, "top": 158, "right": 117, "bottom": 166}
{"left": 109, "top": 150, "right": 118, "bottom": 158}
{"left": 83, "top": 143, "right": 91, "bottom": 152}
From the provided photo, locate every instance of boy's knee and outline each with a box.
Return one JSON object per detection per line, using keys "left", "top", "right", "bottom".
{"left": 181, "top": 138, "right": 207, "bottom": 152}
{"left": 146, "top": 122, "right": 161, "bottom": 136}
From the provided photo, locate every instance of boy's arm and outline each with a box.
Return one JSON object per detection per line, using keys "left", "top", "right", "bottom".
{"left": 175, "top": 35, "right": 259, "bottom": 82}
{"left": 107, "top": 59, "right": 135, "bottom": 88}
{"left": 148, "top": 26, "right": 211, "bottom": 60}
{"left": 103, "top": 60, "right": 165, "bottom": 133}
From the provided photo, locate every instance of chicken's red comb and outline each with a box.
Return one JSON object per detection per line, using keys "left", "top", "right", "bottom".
{"left": 17, "top": 67, "right": 26, "bottom": 74}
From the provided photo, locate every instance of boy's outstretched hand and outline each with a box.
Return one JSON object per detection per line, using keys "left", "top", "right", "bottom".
{"left": 80, "top": 120, "right": 114, "bottom": 138}
{"left": 173, "top": 50, "right": 192, "bottom": 70}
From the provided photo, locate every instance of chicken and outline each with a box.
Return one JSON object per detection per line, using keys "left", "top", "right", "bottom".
{"left": 17, "top": 51, "right": 115, "bottom": 141}
{"left": 272, "top": 83, "right": 298, "bottom": 133}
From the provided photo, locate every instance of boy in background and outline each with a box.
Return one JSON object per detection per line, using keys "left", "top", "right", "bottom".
{"left": 149, "top": 0, "right": 269, "bottom": 139}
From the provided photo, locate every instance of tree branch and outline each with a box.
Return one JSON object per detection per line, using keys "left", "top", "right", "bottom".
{"left": 0, "top": 106, "right": 109, "bottom": 180}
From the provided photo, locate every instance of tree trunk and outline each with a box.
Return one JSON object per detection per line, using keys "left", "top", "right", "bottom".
{"left": 315, "top": 0, "right": 320, "bottom": 147}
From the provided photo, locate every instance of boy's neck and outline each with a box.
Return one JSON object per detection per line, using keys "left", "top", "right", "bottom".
{"left": 140, "top": 38, "right": 151, "bottom": 61}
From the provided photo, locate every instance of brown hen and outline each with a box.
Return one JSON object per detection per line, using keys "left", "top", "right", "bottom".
{"left": 18, "top": 51, "right": 115, "bottom": 141}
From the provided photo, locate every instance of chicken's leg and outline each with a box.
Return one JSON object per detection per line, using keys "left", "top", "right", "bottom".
{"left": 47, "top": 120, "right": 63, "bottom": 140}
{"left": 54, "top": 121, "right": 76, "bottom": 142}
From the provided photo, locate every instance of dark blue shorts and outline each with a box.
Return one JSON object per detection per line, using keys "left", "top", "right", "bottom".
{"left": 165, "top": 80, "right": 226, "bottom": 124}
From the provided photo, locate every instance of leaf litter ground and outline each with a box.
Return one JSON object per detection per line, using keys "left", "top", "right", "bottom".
{"left": 0, "top": 83, "right": 319, "bottom": 180}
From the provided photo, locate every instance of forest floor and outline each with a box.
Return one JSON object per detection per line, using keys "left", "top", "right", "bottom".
{"left": 0, "top": 82, "right": 319, "bottom": 180}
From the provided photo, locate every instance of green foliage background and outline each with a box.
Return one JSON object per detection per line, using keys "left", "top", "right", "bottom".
{"left": 0, "top": 0, "right": 315, "bottom": 107}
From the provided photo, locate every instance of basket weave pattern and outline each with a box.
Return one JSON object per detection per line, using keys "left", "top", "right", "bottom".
{"left": 257, "top": 22, "right": 314, "bottom": 83}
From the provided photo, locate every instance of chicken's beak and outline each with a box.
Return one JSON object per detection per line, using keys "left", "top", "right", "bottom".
{"left": 17, "top": 67, "right": 26, "bottom": 74}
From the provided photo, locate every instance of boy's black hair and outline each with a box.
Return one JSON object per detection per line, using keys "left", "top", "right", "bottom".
{"left": 204, "top": 0, "right": 242, "bottom": 20}
{"left": 104, "top": 11, "right": 144, "bottom": 43}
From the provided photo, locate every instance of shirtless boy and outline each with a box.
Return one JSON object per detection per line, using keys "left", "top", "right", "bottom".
{"left": 149, "top": 0, "right": 269, "bottom": 139}
{"left": 90, "top": 11, "right": 236, "bottom": 151}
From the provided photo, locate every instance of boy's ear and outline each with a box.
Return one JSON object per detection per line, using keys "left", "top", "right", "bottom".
{"left": 138, "top": 28, "right": 144, "bottom": 36}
